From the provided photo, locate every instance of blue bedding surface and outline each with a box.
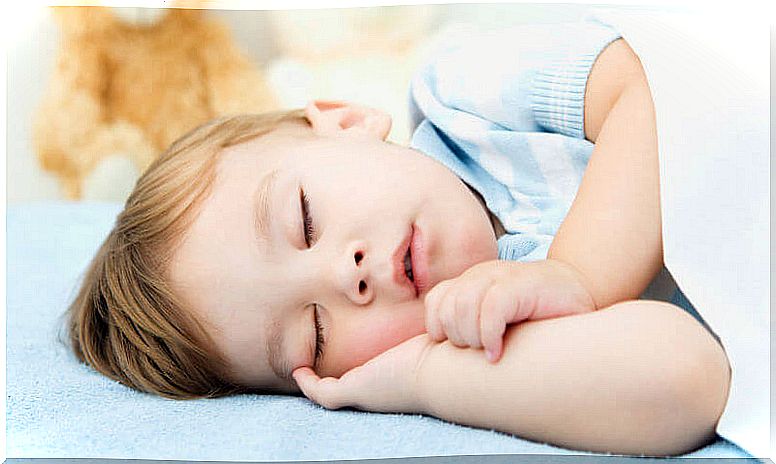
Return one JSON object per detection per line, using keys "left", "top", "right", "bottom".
{"left": 5, "top": 202, "right": 753, "bottom": 461}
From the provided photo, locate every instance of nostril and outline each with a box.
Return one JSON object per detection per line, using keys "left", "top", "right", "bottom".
{"left": 358, "top": 280, "right": 367, "bottom": 295}
{"left": 354, "top": 251, "right": 364, "bottom": 265}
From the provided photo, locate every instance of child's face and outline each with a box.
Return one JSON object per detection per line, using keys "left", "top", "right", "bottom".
{"left": 170, "top": 107, "right": 498, "bottom": 393}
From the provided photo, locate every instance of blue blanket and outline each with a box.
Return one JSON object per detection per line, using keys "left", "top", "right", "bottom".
{"left": 6, "top": 202, "right": 752, "bottom": 460}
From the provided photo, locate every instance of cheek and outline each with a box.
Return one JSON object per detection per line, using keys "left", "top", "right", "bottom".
{"left": 436, "top": 218, "right": 499, "bottom": 283}
{"left": 322, "top": 302, "right": 426, "bottom": 377}
{"left": 459, "top": 224, "right": 499, "bottom": 264}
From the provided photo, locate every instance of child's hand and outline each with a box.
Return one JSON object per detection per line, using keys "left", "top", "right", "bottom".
{"left": 292, "top": 333, "right": 436, "bottom": 414}
{"left": 424, "top": 259, "right": 595, "bottom": 363}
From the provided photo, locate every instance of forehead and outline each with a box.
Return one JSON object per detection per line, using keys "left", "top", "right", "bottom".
{"left": 168, "top": 134, "right": 297, "bottom": 386}
{"left": 169, "top": 123, "right": 322, "bottom": 311}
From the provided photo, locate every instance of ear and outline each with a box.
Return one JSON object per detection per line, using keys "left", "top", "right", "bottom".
{"left": 304, "top": 100, "right": 392, "bottom": 140}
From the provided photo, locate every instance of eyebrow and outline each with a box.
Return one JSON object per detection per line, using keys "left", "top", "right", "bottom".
{"left": 253, "top": 168, "right": 280, "bottom": 250}
{"left": 265, "top": 318, "right": 293, "bottom": 380}
{"left": 252, "top": 168, "right": 294, "bottom": 380}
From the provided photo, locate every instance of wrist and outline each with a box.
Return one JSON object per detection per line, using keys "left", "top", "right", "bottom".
{"left": 545, "top": 258, "right": 598, "bottom": 312}
{"left": 413, "top": 336, "right": 449, "bottom": 416}
{"left": 411, "top": 334, "right": 441, "bottom": 415}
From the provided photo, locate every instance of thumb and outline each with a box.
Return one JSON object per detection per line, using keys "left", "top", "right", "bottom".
{"left": 292, "top": 367, "right": 349, "bottom": 410}
{"left": 292, "top": 367, "right": 318, "bottom": 398}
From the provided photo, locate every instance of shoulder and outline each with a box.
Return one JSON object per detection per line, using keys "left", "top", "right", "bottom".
{"left": 584, "top": 38, "right": 647, "bottom": 142}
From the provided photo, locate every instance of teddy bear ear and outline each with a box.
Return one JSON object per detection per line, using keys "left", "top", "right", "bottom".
{"left": 304, "top": 100, "right": 392, "bottom": 141}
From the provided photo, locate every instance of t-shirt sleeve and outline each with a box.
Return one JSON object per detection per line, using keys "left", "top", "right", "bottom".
{"left": 408, "top": 19, "right": 622, "bottom": 140}
{"left": 530, "top": 22, "right": 622, "bottom": 139}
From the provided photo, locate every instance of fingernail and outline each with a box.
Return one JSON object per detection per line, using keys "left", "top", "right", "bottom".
{"left": 485, "top": 350, "right": 496, "bottom": 362}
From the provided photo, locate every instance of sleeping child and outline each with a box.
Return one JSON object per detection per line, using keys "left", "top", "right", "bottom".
{"left": 64, "top": 18, "right": 731, "bottom": 457}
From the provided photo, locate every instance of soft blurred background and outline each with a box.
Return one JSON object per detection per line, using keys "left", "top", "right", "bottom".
{"left": 7, "top": 3, "right": 595, "bottom": 204}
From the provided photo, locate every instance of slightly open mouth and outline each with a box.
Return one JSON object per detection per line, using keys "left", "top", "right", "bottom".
{"left": 403, "top": 247, "right": 414, "bottom": 283}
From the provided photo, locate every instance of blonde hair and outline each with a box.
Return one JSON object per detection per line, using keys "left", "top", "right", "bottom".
{"left": 64, "top": 109, "right": 308, "bottom": 399}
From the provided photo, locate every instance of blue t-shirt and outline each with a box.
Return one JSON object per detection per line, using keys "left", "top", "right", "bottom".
{"left": 408, "top": 19, "right": 621, "bottom": 262}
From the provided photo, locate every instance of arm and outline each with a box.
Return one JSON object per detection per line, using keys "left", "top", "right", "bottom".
{"left": 416, "top": 39, "right": 728, "bottom": 454}
{"left": 417, "top": 300, "right": 728, "bottom": 457}
{"left": 547, "top": 39, "right": 663, "bottom": 309}
{"left": 294, "top": 287, "right": 728, "bottom": 456}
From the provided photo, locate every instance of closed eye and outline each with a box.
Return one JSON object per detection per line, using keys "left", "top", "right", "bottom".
{"left": 300, "top": 188, "right": 316, "bottom": 247}
{"left": 312, "top": 304, "right": 325, "bottom": 367}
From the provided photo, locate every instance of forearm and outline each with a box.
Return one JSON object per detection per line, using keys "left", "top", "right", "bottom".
{"left": 416, "top": 302, "right": 723, "bottom": 456}
{"left": 548, "top": 59, "right": 663, "bottom": 309}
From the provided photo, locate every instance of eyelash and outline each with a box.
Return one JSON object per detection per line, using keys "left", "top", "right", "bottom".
{"left": 300, "top": 188, "right": 324, "bottom": 365}
{"left": 300, "top": 188, "right": 316, "bottom": 247}
{"left": 312, "top": 304, "right": 325, "bottom": 366}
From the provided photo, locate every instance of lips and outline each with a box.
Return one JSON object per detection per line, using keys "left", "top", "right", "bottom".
{"left": 402, "top": 248, "right": 414, "bottom": 283}
{"left": 409, "top": 224, "right": 429, "bottom": 296}
{"left": 393, "top": 226, "right": 418, "bottom": 298}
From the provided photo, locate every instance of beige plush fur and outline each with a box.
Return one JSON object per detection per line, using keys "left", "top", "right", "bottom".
{"left": 33, "top": 6, "right": 277, "bottom": 199}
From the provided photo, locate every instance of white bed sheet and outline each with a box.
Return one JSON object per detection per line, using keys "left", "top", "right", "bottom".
{"left": 592, "top": 6, "right": 770, "bottom": 458}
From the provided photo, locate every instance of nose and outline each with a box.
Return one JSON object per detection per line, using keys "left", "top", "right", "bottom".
{"left": 334, "top": 241, "right": 374, "bottom": 306}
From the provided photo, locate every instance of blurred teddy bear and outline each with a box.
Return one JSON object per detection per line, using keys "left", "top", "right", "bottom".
{"left": 33, "top": 5, "right": 277, "bottom": 200}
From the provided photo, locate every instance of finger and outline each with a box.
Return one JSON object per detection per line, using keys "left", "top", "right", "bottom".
{"left": 479, "top": 284, "right": 515, "bottom": 363}
{"left": 452, "top": 279, "right": 492, "bottom": 349}
{"left": 292, "top": 367, "right": 347, "bottom": 410}
{"left": 439, "top": 289, "right": 467, "bottom": 347}
{"left": 291, "top": 367, "right": 319, "bottom": 401}
{"left": 444, "top": 286, "right": 476, "bottom": 348}
{"left": 292, "top": 367, "right": 324, "bottom": 402}
{"left": 424, "top": 279, "right": 454, "bottom": 341}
